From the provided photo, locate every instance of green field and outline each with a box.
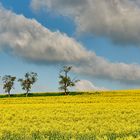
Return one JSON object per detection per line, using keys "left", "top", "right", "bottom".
{"left": 0, "top": 91, "right": 140, "bottom": 140}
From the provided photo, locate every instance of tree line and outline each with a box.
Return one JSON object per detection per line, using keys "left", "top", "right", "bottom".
{"left": 0, "top": 66, "right": 79, "bottom": 97}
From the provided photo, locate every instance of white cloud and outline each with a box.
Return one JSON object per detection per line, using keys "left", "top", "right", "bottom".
{"left": 72, "top": 58, "right": 140, "bottom": 84}
{"left": 1, "top": 5, "right": 140, "bottom": 84}
{"left": 0, "top": 5, "right": 88, "bottom": 64}
{"left": 31, "top": 0, "right": 140, "bottom": 45}
{"left": 75, "top": 80, "right": 108, "bottom": 91}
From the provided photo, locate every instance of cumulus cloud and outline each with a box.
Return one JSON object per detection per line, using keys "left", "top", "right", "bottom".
{"left": 0, "top": 5, "right": 88, "bottom": 64}
{"left": 72, "top": 58, "right": 140, "bottom": 84}
{"left": 1, "top": 5, "right": 140, "bottom": 84}
{"left": 31, "top": 0, "right": 140, "bottom": 45}
{"left": 75, "top": 80, "right": 108, "bottom": 91}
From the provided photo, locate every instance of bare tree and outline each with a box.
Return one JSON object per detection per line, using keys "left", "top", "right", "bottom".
{"left": 18, "top": 72, "right": 38, "bottom": 97}
{"left": 2, "top": 75, "right": 16, "bottom": 97}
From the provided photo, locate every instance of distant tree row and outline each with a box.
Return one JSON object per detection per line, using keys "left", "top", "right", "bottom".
{"left": 0, "top": 66, "right": 79, "bottom": 97}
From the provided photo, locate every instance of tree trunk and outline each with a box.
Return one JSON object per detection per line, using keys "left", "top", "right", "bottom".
{"left": 26, "top": 90, "right": 29, "bottom": 97}
{"left": 8, "top": 91, "right": 10, "bottom": 97}
{"left": 64, "top": 88, "right": 67, "bottom": 95}
{"left": 64, "top": 87, "right": 69, "bottom": 95}
{"left": 64, "top": 71, "right": 68, "bottom": 95}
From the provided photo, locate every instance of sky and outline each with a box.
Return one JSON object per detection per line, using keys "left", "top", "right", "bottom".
{"left": 1, "top": 0, "right": 140, "bottom": 93}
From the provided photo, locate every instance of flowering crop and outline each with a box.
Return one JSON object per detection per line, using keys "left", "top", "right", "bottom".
{"left": 0, "top": 91, "right": 140, "bottom": 139}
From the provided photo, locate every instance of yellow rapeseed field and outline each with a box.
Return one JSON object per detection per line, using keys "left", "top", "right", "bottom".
{"left": 0, "top": 91, "right": 140, "bottom": 139}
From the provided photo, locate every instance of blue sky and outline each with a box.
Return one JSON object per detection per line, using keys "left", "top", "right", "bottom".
{"left": 1, "top": 0, "right": 140, "bottom": 93}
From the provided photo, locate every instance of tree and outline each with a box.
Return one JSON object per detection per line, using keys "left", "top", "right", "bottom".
{"left": 59, "top": 66, "right": 79, "bottom": 95}
{"left": 2, "top": 75, "right": 16, "bottom": 97}
{"left": 18, "top": 72, "right": 38, "bottom": 97}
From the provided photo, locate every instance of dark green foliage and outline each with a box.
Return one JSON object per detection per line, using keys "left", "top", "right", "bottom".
{"left": 18, "top": 72, "right": 38, "bottom": 97}
{"left": 0, "top": 92, "right": 83, "bottom": 98}
{"left": 2, "top": 75, "right": 16, "bottom": 97}
{"left": 59, "top": 66, "right": 79, "bottom": 95}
